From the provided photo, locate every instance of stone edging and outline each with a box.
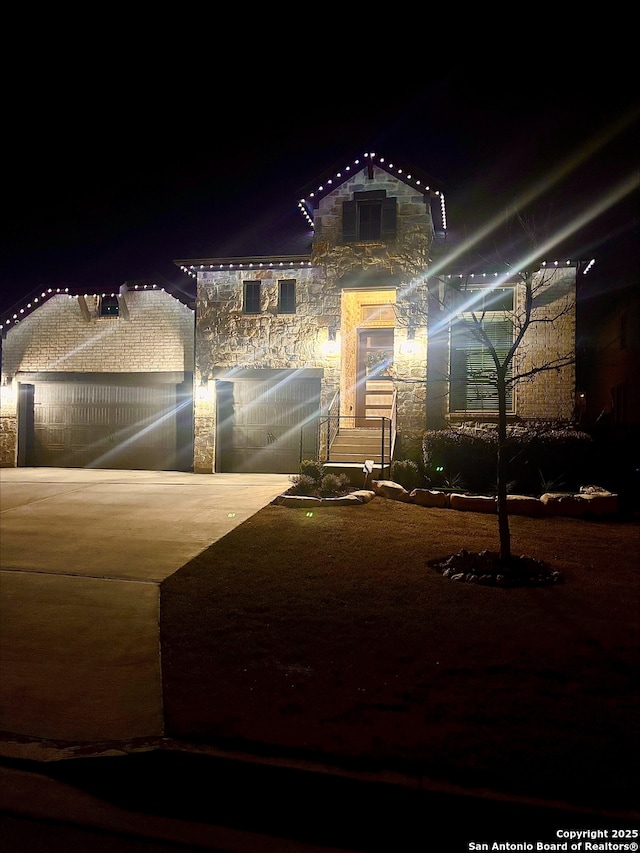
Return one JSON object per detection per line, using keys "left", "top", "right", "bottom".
{"left": 274, "top": 490, "right": 376, "bottom": 508}
{"left": 275, "top": 482, "right": 619, "bottom": 518}
{"left": 371, "top": 481, "right": 619, "bottom": 518}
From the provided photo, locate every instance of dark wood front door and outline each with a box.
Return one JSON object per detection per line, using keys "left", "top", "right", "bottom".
{"left": 356, "top": 329, "right": 394, "bottom": 422}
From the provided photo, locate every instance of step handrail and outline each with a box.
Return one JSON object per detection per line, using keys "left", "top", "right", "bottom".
{"left": 390, "top": 389, "right": 397, "bottom": 461}
{"left": 319, "top": 391, "right": 341, "bottom": 459}
{"left": 319, "top": 414, "right": 394, "bottom": 472}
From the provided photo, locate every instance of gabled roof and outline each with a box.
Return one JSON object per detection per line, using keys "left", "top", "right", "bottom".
{"left": 0, "top": 281, "right": 193, "bottom": 336}
{"left": 297, "top": 151, "right": 448, "bottom": 234}
{"left": 173, "top": 150, "right": 595, "bottom": 284}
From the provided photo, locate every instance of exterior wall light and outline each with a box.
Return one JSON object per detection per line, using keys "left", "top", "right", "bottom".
{"left": 400, "top": 326, "right": 420, "bottom": 356}
{"left": 323, "top": 327, "right": 340, "bottom": 358}
{"left": 196, "top": 376, "right": 213, "bottom": 403}
{"left": 0, "top": 376, "right": 16, "bottom": 411}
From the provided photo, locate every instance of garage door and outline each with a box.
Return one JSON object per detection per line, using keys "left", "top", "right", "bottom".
{"left": 22, "top": 377, "right": 191, "bottom": 470}
{"left": 216, "top": 375, "right": 321, "bottom": 473}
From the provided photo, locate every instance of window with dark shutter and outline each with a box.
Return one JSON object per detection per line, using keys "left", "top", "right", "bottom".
{"left": 342, "top": 200, "right": 357, "bottom": 240}
{"left": 342, "top": 191, "right": 397, "bottom": 242}
{"left": 381, "top": 197, "right": 397, "bottom": 240}
{"left": 243, "top": 281, "right": 261, "bottom": 314}
{"left": 359, "top": 201, "right": 382, "bottom": 239}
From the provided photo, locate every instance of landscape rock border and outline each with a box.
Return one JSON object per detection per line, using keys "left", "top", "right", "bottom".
{"left": 274, "top": 490, "right": 376, "bottom": 508}
{"left": 428, "top": 548, "right": 564, "bottom": 587}
{"left": 372, "top": 482, "right": 619, "bottom": 519}
{"left": 274, "top": 481, "right": 618, "bottom": 520}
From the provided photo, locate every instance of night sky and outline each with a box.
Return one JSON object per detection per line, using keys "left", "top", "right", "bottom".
{"left": 2, "top": 58, "right": 637, "bottom": 322}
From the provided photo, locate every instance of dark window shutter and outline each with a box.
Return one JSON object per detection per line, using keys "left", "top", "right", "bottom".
{"left": 381, "top": 198, "right": 397, "bottom": 240}
{"left": 342, "top": 200, "right": 357, "bottom": 240}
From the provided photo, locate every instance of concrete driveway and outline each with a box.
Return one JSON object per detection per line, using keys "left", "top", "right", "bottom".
{"left": 0, "top": 468, "right": 290, "bottom": 747}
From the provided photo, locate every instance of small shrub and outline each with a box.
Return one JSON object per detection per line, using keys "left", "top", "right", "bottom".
{"left": 391, "top": 459, "right": 421, "bottom": 491}
{"left": 439, "top": 470, "right": 467, "bottom": 491}
{"left": 318, "top": 473, "right": 351, "bottom": 497}
{"left": 423, "top": 422, "right": 594, "bottom": 495}
{"left": 288, "top": 474, "right": 318, "bottom": 495}
{"left": 299, "top": 459, "right": 324, "bottom": 483}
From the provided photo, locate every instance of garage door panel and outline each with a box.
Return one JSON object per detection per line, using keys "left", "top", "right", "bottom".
{"left": 28, "top": 381, "right": 181, "bottom": 470}
{"left": 216, "top": 376, "right": 320, "bottom": 474}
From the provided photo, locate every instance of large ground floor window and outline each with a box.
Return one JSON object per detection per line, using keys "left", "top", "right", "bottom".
{"left": 449, "top": 288, "right": 515, "bottom": 414}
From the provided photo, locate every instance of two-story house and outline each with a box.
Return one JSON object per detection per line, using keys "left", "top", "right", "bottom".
{"left": 178, "top": 152, "right": 577, "bottom": 475}
{"left": 1, "top": 152, "right": 578, "bottom": 475}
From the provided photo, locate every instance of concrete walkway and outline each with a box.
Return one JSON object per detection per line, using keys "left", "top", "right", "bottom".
{"left": 0, "top": 468, "right": 290, "bottom": 744}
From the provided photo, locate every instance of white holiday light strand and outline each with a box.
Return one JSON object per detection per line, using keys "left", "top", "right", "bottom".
{"left": 0, "top": 283, "right": 190, "bottom": 331}
{"left": 297, "top": 151, "right": 448, "bottom": 231}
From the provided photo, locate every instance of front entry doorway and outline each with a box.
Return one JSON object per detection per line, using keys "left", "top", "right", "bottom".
{"left": 356, "top": 328, "right": 394, "bottom": 422}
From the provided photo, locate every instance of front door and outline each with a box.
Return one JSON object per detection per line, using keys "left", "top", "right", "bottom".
{"left": 356, "top": 329, "right": 394, "bottom": 423}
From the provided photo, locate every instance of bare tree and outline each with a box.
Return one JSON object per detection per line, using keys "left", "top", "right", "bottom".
{"left": 448, "top": 264, "right": 575, "bottom": 562}
{"left": 396, "top": 218, "right": 577, "bottom": 566}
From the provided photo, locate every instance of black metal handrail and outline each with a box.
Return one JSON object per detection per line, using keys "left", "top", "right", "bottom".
{"left": 319, "top": 414, "right": 394, "bottom": 470}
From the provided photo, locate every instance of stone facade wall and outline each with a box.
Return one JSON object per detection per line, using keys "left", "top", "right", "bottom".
{"left": 0, "top": 399, "right": 17, "bottom": 466}
{"left": 192, "top": 165, "right": 577, "bottom": 471}
{"left": 313, "top": 164, "right": 433, "bottom": 250}
{"left": 311, "top": 165, "right": 433, "bottom": 443}
{"left": 0, "top": 290, "right": 194, "bottom": 467}
{"left": 195, "top": 265, "right": 341, "bottom": 472}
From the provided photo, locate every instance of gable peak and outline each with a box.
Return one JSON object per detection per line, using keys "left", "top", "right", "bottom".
{"left": 298, "top": 151, "right": 447, "bottom": 231}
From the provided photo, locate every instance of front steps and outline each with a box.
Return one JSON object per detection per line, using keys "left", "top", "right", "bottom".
{"left": 323, "top": 428, "right": 393, "bottom": 485}
{"left": 323, "top": 461, "right": 391, "bottom": 487}
{"left": 326, "top": 427, "right": 392, "bottom": 464}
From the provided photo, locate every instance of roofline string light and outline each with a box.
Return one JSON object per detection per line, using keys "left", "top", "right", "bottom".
{"left": 443, "top": 259, "right": 596, "bottom": 279}
{"left": 178, "top": 259, "right": 314, "bottom": 279}
{"left": 0, "top": 283, "right": 178, "bottom": 332}
{"left": 298, "top": 151, "right": 447, "bottom": 231}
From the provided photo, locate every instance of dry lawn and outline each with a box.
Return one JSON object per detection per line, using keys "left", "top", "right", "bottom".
{"left": 160, "top": 499, "right": 639, "bottom": 813}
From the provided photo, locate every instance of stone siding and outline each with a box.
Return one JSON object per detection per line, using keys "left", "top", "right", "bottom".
{"left": 195, "top": 265, "right": 341, "bottom": 472}
{"left": 192, "top": 164, "right": 578, "bottom": 471}
{"left": 313, "top": 164, "right": 433, "bottom": 248}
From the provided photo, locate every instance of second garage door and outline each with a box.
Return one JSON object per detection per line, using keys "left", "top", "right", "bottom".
{"left": 19, "top": 373, "right": 192, "bottom": 471}
{"left": 215, "top": 373, "right": 321, "bottom": 473}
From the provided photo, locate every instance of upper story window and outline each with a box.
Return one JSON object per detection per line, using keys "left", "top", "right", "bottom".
{"left": 278, "top": 279, "right": 296, "bottom": 314}
{"left": 342, "top": 190, "right": 397, "bottom": 243}
{"left": 449, "top": 287, "right": 515, "bottom": 414}
{"left": 243, "top": 281, "right": 261, "bottom": 314}
{"left": 99, "top": 295, "right": 119, "bottom": 317}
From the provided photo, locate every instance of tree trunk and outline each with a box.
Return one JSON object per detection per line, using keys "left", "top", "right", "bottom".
{"left": 496, "top": 370, "right": 512, "bottom": 563}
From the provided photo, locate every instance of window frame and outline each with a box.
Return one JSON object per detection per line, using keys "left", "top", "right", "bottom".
{"left": 99, "top": 295, "right": 119, "bottom": 317}
{"left": 277, "top": 279, "right": 296, "bottom": 314}
{"left": 342, "top": 190, "right": 397, "bottom": 243}
{"left": 449, "top": 287, "right": 516, "bottom": 415}
{"left": 243, "top": 280, "right": 262, "bottom": 314}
